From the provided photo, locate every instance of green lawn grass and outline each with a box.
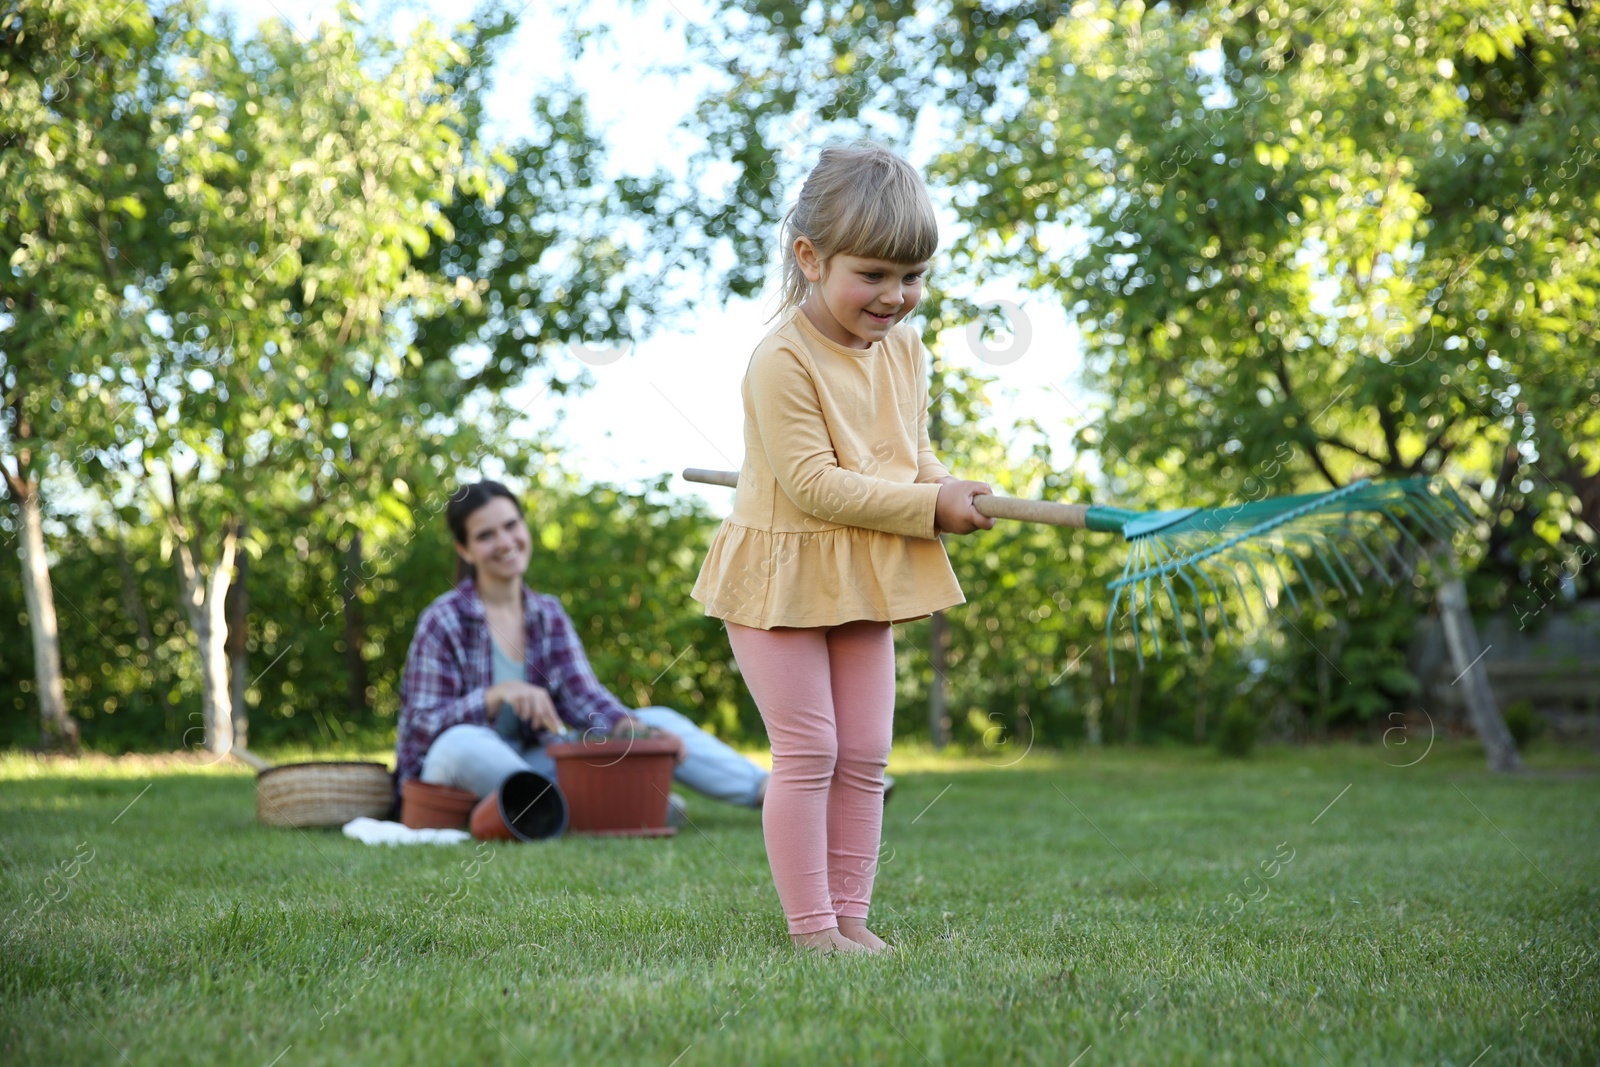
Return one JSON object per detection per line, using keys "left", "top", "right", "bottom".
{"left": 2, "top": 738, "right": 1597, "bottom": 1065}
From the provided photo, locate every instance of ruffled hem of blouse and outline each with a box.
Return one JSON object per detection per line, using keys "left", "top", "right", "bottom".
{"left": 690, "top": 520, "right": 965, "bottom": 629}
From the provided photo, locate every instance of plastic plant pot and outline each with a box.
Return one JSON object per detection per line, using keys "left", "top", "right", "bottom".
{"left": 469, "top": 769, "right": 569, "bottom": 842}
{"left": 401, "top": 779, "right": 478, "bottom": 830}
{"left": 548, "top": 734, "right": 679, "bottom": 837}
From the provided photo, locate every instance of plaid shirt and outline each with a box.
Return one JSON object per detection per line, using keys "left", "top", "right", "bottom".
{"left": 394, "top": 578, "right": 630, "bottom": 783}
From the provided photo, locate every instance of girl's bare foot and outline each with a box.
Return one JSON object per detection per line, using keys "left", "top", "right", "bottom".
{"left": 836, "top": 917, "right": 893, "bottom": 953}
{"left": 790, "top": 928, "right": 867, "bottom": 955}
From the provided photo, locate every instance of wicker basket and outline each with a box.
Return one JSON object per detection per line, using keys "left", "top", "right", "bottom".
{"left": 256, "top": 761, "right": 395, "bottom": 828}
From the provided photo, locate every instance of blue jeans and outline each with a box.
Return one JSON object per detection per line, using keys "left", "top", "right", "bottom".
{"left": 419, "top": 706, "right": 768, "bottom": 807}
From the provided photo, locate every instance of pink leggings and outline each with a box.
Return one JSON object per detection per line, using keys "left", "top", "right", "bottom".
{"left": 725, "top": 619, "right": 895, "bottom": 935}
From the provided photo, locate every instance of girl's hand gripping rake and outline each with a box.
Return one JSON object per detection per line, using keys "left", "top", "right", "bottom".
{"left": 681, "top": 468, "right": 1472, "bottom": 678}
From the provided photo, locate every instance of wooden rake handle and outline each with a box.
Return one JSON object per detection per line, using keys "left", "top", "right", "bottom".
{"left": 681, "top": 468, "right": 1092, "bottom": 528}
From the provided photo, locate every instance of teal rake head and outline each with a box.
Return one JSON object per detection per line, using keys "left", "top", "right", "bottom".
{"left": 1103, "top": 477, "right": 1474, "bottom": 680}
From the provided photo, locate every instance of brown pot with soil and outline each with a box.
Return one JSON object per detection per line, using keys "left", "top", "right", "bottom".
{"left": 400, "top": 779, "right": 478, "bottom": 830}
{"left": 548, "top": 734, "right": 678, "bottom": 836}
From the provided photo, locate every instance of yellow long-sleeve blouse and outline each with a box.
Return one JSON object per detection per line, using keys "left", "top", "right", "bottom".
{"left": 690, "top": 304, "right": 966, "bottom": 629}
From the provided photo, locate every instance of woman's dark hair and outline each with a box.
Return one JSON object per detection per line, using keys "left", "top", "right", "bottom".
{"left": 446, "top": 481, "right": 523, "bottom": 583}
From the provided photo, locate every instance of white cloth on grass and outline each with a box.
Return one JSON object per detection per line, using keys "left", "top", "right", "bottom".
{"left": 342, "top": 816, "right": 470, "bottom": 846}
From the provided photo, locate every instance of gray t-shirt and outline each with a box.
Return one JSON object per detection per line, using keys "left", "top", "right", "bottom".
{"left": 491, "top": 639, "right": 524, "bottom": 687}
{"left": 490, "top": 640, "right": 526, "bottom": 741}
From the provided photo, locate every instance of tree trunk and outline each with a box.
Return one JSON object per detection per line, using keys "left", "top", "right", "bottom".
{"left": 1436, "top": 575, "right": 1522, "bottom": 772}
{"left": 342, "top": 530, "right": 369, "bottom": 714}
{"left": 176, "top": 520, "right": 238, "bottom": 755}
{"left": 225, "top": 532, "right": 249, "bottom": 748}
{"left": 928, "top": 606, "right": 950, "bottom": 749}
{"left": 7, "top": 475, "right": 79, "bottom": 751}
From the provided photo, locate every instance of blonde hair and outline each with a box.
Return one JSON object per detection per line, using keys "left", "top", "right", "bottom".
{"left": 773, "top": 140, "right": 939, "bottom": 318}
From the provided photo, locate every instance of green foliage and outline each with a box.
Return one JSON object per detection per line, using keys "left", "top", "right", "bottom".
{"left": 918, "top": 0, "right": 1600, "bottom": 572}
{"left": 1276, "top": 581, "right": 1428, "bottom": 730}
{"left": 103, "top": 0, "right": 507, "bottom": 516}
{"left": 0, "top": 522, "right": 187, "bottom": 752}
{"left": 1214, "top": 701, "right": 1259, "bottom": 758}
{"left": 1501, "top": 698, "right": 1545, "bottom": 749}
{"left": 0, "top": 472, "right": 761, "bottom": 751}
{"left": 409, "top": 9, "right": 678, "bottom": 395}
{"left": 678, "top": 1, "right": 1070, "bottom": 300}
{"left": 1, "top": 0, "right": 179, "bottom": 502}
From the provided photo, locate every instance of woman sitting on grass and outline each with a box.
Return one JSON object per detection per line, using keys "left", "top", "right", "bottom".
{"left": 395, "top": 480, "right": 770, "bottom": 823}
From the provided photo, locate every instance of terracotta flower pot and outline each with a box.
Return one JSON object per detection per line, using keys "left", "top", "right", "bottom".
{"left": 548, "top": 735, "right": 679, "bottom": 837}
{"left": 400, "top": 779, "right": 478, "bottom": 830}
{"left": 470, "top": 770, "right": 569, "bottom": 842}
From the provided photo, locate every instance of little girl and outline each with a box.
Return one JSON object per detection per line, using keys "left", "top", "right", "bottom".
{"left": 691, "top": 141, "right": 995, "bottom": 954}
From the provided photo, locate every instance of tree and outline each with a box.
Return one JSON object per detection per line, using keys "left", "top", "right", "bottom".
{"left": 0, "top": 0, "right": 180, "bottom": 749}
{"left": 84, "top": 1, "right": 683, "bottom": 759}
{"left": 86, "top": 3, "right": 504, "bottom": 756}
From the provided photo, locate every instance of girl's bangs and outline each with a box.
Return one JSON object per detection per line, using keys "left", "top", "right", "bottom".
{"left": 837, "top": 186, "right": 939, "bottom": 265}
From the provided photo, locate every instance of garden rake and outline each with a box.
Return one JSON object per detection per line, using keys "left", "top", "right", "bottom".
{"left": 681, "top": 468, "right": 1473, "bottom": 679}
